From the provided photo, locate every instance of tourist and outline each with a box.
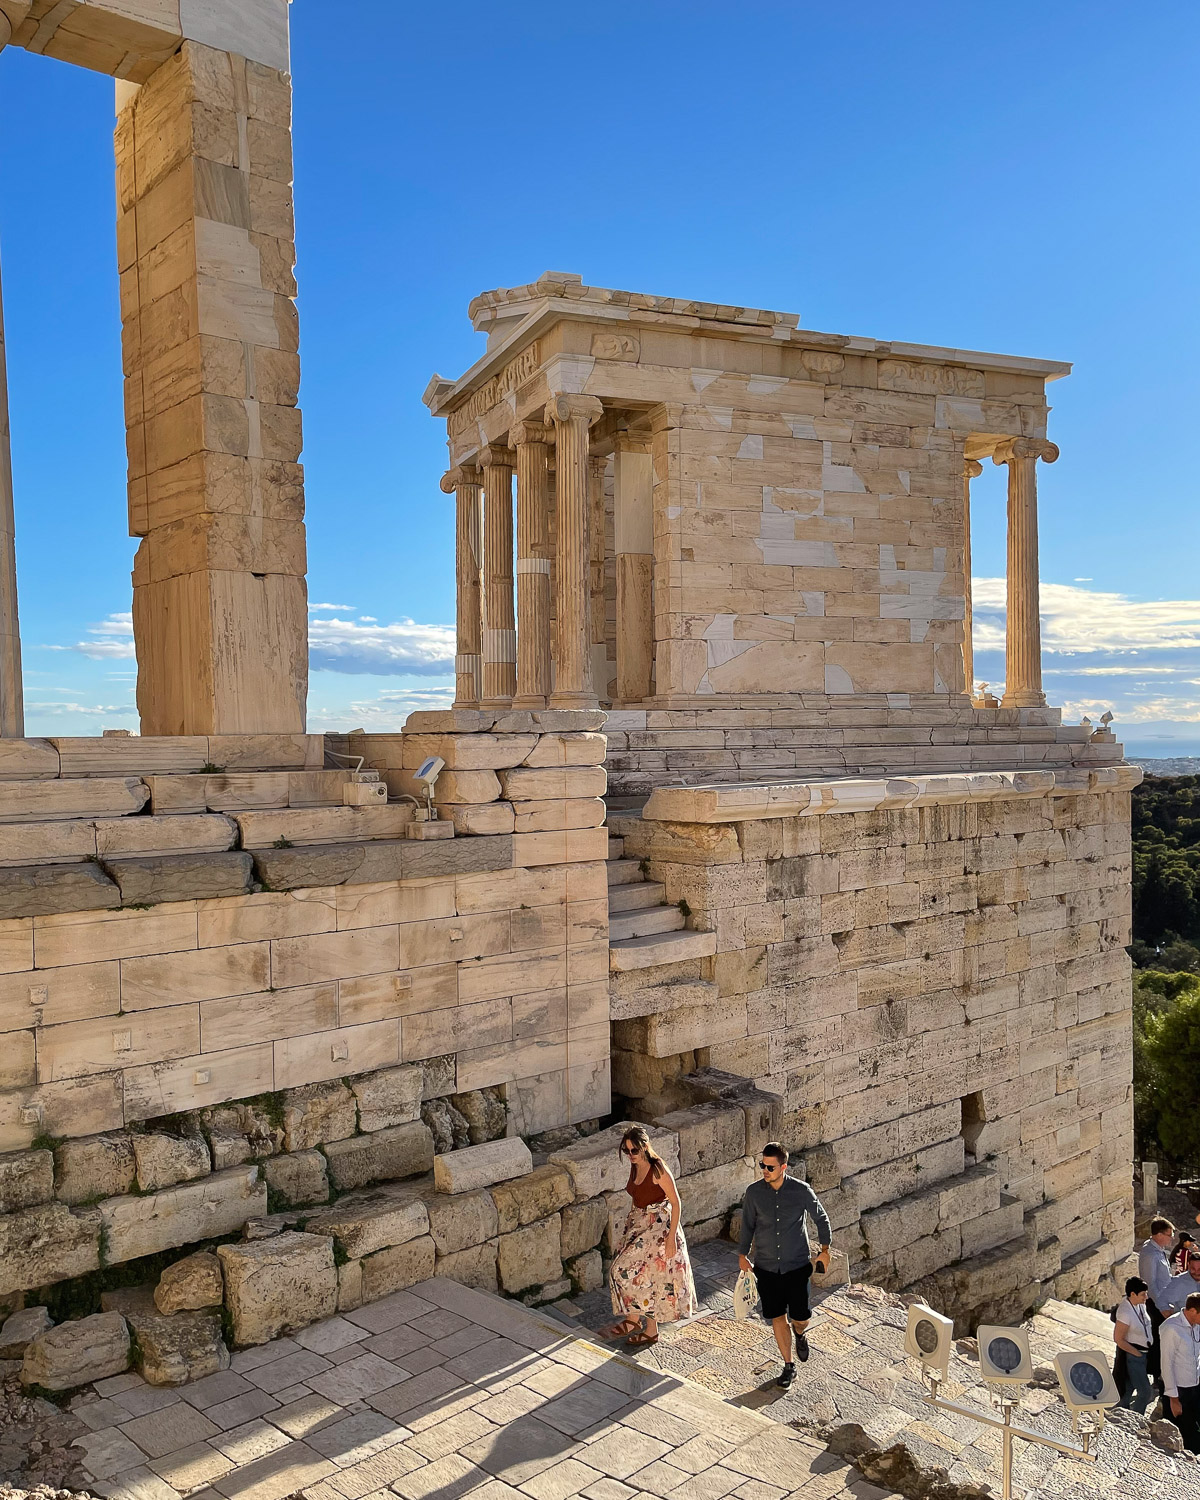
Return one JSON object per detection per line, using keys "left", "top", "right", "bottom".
{"left": 1159, "top": 1291, "right": 1200, "bottom": 1452}
{"left": 1165, "top": 1251, "right": 1200, "bottom": 1308}
{"left": 1114, "top": 1277, "right": 1155, "bottom": 1413}
{"left": 738, "top": 1142, "right": 832, "bottom": 1389}
{"left": 1138, "top": 1215, "right": 1178, "bottom": 1387}
{"left": 1171, "top": 1232, "right": 1197, "bottom": 1275}
{"left": 599, "top": 1125, "right": 697, "bottom": 1348}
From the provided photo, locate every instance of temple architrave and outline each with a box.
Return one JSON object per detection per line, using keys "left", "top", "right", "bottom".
{"left": 0, "top": 6, "right": 1136, "bottom": 1374}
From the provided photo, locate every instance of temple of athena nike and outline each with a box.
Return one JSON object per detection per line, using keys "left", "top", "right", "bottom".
{"left": 0, "top": 0, "right": 1136, "bottom": 1386}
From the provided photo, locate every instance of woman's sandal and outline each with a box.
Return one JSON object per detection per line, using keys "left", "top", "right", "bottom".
{"left": 626, "top": 1318, "right": 659, "bottom": 1348}
{"left": 597, "top": 1317, "right": 640, "bottom": 1342}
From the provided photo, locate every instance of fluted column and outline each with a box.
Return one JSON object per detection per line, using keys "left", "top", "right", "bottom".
{"left": 510, "top": 422, "right": 553, "bottom": 707}
{"left": 993, "top": 437, "right": 1058, "bottom": 708}
{"left": 546, "top": 395, "right": 603, "bottom": 707}
{"left": 614, "top": 432, "right": 654, "bottom": 702}
{"left": 962, "top": 458, "right": 982, "bottom": 700}
{"left": 441, "top": 464, "right": 482, "bottom": 707}
{"left": 0, "top": 249, "right": 23, "bottom": 736}
{"left": 479, "top": 445, "right": 516, "bottom": 707}
{"left": 589, "top": 455, "right": 608, "bottom": 701}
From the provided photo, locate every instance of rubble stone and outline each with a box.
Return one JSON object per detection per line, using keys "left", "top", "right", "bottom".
{"left": 21, "top": 1312, "right": 130, "bottom": 1391}
{"left": 323, "top": 1121, "right": 434, "bottom": 1191}
{"left": 0, "top": 1203, "right": 101, "bottom": 1296}
{"left": 305, "top": 1185, "right": 430, "bottom": 1258}
{"left": 132, "top": 1134, "right": 211, "bottom": 1192}
{"left": 497, "top": 1214, "right": 562, "bottom": 1294}
{"left": 264, "top": 1149, "right": 330, "bottom": 1208}
{"left": 0, "top": 1306, "right": 52, "bottom": 1359}
{"left": 0, "top": 1151, "right": 53, "bottom": 1214}
{"left": 352, "top": 1064, "right": 424, "bottom": 1132}
{"left": 423, "top": 1187, "right": 498, "bottom": 1255}
{"left": 218, "top": 1231, "right": 337, "bottom": 1346}
{"left": 565, "top": 1249, "right": 603, "bottom": 1294}
{"left": 281, "top": 1081, "right": 357, "bottom": 1151}
{"left": 422, "top": 1097, "right": 470, "bottom": 1152}
{"left": 53, "top": 1134, "right": 136, "bottom": 1206}
{"left": 360, "top": 1234, "right": 436, "bottom": 1300}
{"left": 435, "top": 1240, "right": 499, "bottom": 1293}
{"left": 451, "top": 1088, "right": 507, "bottom": 1144}
{"left": 434, "top": 1138, "right": 532, "bottom": 1195}
{"left": 154, "top": 1251, "right": 224, "bottom": 1313}
{"left": 103, "top": 850, "right": 253, "bottom": 904}
{"left": 125, "top": 1304, "right": 229, "bottom": 1386}
{"left": 560, "top": 1196, "right": 609, "bottom": 1261}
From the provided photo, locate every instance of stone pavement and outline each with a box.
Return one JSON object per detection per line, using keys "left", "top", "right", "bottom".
{"left": 553, "top": 1240, "right": 1198, "bottom": 1499}
{"left": 67, "top": 1277, "right": 895, "bottom": 1500}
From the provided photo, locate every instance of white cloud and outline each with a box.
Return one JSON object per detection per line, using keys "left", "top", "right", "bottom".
{"left": 42, "top": 611, "right": 137, "bottom": 660}
{"left": 307, "top": 617, "right": 454, "bottom": 676}
{"left": 309, "top": 602, "right": 356, "bottom": 612}
{"left": 972, "top": 578, "right": 1200, "bottom": 654}
{"left": 307, "top": 686, "right": 454, "bottom": 732}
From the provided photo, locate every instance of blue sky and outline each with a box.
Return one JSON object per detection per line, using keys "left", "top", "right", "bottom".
{"left": 1, "top": 1, "right": 1197, "bottom": 753}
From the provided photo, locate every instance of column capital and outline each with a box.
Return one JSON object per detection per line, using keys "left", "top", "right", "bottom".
{"left": 439, "top": 464, "right": 480, "bottom": 494}
{"left": 508, "top": 420, "right": 554, "bottom": 449}
{"left": 964, "top": 459, "right": 984, "bottom": 480}
{"left": 544, "top": 394, "right": 604, "bottom": 426}
{"left": 478, "top": 445, "right": 515, "bottom": 470}
{"left": 992, "top": 437, "right": 1058, "bottom": 466}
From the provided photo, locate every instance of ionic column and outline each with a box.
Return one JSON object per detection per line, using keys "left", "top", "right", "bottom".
{"left": 993, "top": 437, "right": 1058, "bottom": 708}
{"left": 0, "top": 248, "right": 23, "bottom": 737}
{"left": 962, "top": 458, "right": 982, "bottom": 700}
{"left": 545, "top": 395, "right": 603, "bottom": 707}
{"left": 509, "top": 423, "right": 553, "bottom": 707}
{"left": 589, "top": 455, "right": 608, "bottom": 700}
{"left": 440, "top": 464, "right": 482, "bottom": 707}
{"left": 479, "top": 446, "right": 516, "bottom": 707}
{"left": 614, "top": 432, "right": 654, "bottom": 702}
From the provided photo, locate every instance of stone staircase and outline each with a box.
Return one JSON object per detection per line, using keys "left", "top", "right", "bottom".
{"left": 606, "top": 823, "right": 717, "bottom": 972}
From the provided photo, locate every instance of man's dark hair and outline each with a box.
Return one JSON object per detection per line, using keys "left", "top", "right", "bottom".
{"left": 1151, "top": 1216, "right": 1176, "bottom": 1237}
{"left": 762, "top": 1142, "right": 789, "bottom": 1163}
{"left": 1186, "top": 1292, "right": 1200, "bottom": 1313}
{"left": 1125, "top": 1276, "right": 1148, "bottom": 1295}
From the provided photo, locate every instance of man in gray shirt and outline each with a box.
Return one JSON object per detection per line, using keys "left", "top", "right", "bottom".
{"left": 738, "top": 1141, "right": 832, "bottom": 1388}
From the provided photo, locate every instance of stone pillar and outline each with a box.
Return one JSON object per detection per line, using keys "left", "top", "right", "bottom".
{"left": 993, "top": 438, "right": 1058, "bottom": 709}
{"left": 479, "top": 446, "right": 516, "bottom": 707}
{"left": 545, "top": 396, "right": 603, "bottom": 708}
{"left": 962, "top": 458, "right": 982, "bottom": 700}
{"left": 589, "top": 455, "right": 608, "bottom": 701}
{"left": 614, "top": 434, "right": 653, "bottom": 702}
{"left": 441, "top": 465, "right": 482, "bottom": 708}
{"left": 0, "top": 249, "right": 23, "bottom": 736}
{"left": 509, "top": 423, "right": 553, "bottom": 708}
{"left": 118, "top": 42, "right": 307, "bottom": 734}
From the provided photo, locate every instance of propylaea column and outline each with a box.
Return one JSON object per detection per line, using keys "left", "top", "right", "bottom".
{"left": 509, "top": 423, "right": 553, "bottom": 707}
{"left": 613, "top": 432, "right": 653, "bottom": 702}
{"left": 479, "top": 446, "right": 516, "bottom": 707}
{"left": 993, "top": 437, "right": 1058, "bottom": 709}
{"left": 441, "top": 464, "right": 482, "bottom": 707}
{"left": 0, "top": 248, "right": 23, "bottom": 737}
{"left": 588, "top": 455, "right": 608, "bottom": 702}
{"left": 962, "top": 458, "right": 982, "bottom": 700}
{"left": 546, "top": 395, "right": 603, "bottom": 708}
{"left": 118, "top": 42, "right": 307, "bottom": 734}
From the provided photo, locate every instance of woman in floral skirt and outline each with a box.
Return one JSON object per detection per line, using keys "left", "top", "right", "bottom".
{"left": 598, "top": 1125, "right": 697, "bottom": 1348}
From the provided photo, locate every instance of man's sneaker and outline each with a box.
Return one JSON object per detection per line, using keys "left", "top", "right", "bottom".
{"left": 795, "top": 1332, "right": 810, "bottom": 1363}
{"left": 777, "top": 1361, "right": 795, "bottom": 1389}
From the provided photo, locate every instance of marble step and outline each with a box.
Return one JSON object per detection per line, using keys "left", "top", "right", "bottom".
{"left": 608, "top": 880, "right": 667, "bottom": 913}
{"left": 609, "top": 905, "right": 685, "bottom": 941}
{"left": 607, "top": 836, "right": 624, "bottom": 859}
{"left": 609, "top": 929, "right": 718, "bottom": 972}
{"left": 607, "top": 858, "right": 645, "bottom": 887}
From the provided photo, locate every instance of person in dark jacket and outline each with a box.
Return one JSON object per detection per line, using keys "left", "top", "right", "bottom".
{"left": 738, "top": 1141, "right": 831, "bottom": 1388}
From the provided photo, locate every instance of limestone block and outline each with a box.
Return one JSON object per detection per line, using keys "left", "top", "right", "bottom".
{"left": 565, "top": 1249, "right": 603, "bottom": 1294}
{"left": 447, "top": 803, "right": 515, "bottom": 837}
{"left": 402, "top": 733, "right": 537, "bottom": 771}
{"left": 281, "top": 1080, "right": 357, "bottom": 1151}
{"left": 435, "top": 1239, "right": 498, "bottom": 1293}
{"left": 323, "top": 1121, "right": 434, "bottom": 1192}
{"left": 560, "top": 1196, "right": 609, "bottom": 1261}
{"left": 218, "top": 1231, "right": 337, "bottom": 1345}
{"left": 451, "top": 1088, "right": 508, "bottom": 1144}
{"left": 499, "top": 766, "right": 607, "bottom": 801}
{"left": 101, "top": 1166, "right": 266, "bottom": 1265}
{"left": 616, "top": 997, "right": 747, "bottom": 1058}
{"left": 133, "top": 1133, "right": 212, "bottom": 1192}
{"left": 21, "top": 1311, "right": 130, "bottom": 1392}
{"left": 155, "top": 1250, "right": 224, "bottom": 1313}
{"left": 208, "top": 1129, "right": 254, "bottom": 1170}
{"left": 434, "top": 1138, "right": 533, "bottom": 1196}
{"left": 522, "top": 733, "right": 607, "bottom": 767}
{"left": 497, "top": 1213, "right": 563, "bottom": 1294}
{"left": 0, "top": 1149, "right": 53, "bottom": 1212}
{"left": 423, "top": 1187, "right": 499, "bottom": 1255}
{"left": 960, "top": 1195, "right": 1026, "bottom": 1258}
{"left": 360, "top": 1233, "right": 436, "bottom": 1300}
{"left": 512, "top": 798, "right": 606, "bottom": 834}
{"left": 351, "top": 1065, "right": 424, "bottom": 1132}
{"left": 251, "top": 843, "right": 365, "bottom": 890}
{"left": 433, "top": 769, "right": 502, "bottom": 804}
{"left": 103, "top": 851, "right": 254, "bottom": 904}
{"left": 678, "top": 1157, "right": 756, "bottom": 1227}
{"left": 491, "top": 1163, "right": 574, "bottom": 1233}
{"left": 0, "top": 776, "right": 146, "bottom": 821}
{"left": 0, "top": 863, "right": 120, "bottom": 919}
{"left": 0, "top": 1306, "right": 51, "bottom": 1359}
{"left": 548, "top": 1122, "right": 679, "bottom": 1200}
{"left": 811, "top": 1248, "right": 850, "bottom": 1289}
{"left": 422, "top": 1054, "right": 457, "bottom": 1101}
{"left": 653, "top": 1103, "right": 746, "bottom": 1176}
{"left": 338, "top": 1258, "right": 363, "bottom": 1313}
{"left": 263, "top": 1150, "right": 329, "bottom": 1209}
{"left": 126, "top": 1304, "right": 229, "bottom": 1386}
{"left": 305, "top": 1185, "right": 430, "bottom": 1258}
{"left": 0, "top": 1202, "right": 101, "bottom": 1295}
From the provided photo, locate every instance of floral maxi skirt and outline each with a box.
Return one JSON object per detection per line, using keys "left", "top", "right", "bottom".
{"left": 609, "top": 1199, "right": 698, "bottom": 1324}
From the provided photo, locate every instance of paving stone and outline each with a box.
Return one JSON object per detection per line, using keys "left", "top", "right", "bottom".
{"left": 538, "top": 1383, "right": 634, "bottom": 1439}
{"left": 367, "top": 1364, "right": 465, "bottom": 1421}
{"left": 75, "top": 1426, "right": 149, "bottom": 1482}
{"left": 294, "top": 1316, "right": 373, "bottom": 1356}
{"left": 668, "top": 1468, "right": 744, "bottom": 1500}
{"left": 210, "top": 1416, "right": 294, "bottom": 1464}
{"left": 268, "top": 1391, "right": 346, "bottom": 1439}
{"left": 229, "top": 1337, "right": 302, "bottom": 1373}
{"left": 89, "top": 1463, "right": 183, "bottom": 1500}
{"left": 307, "top": 1351, "right": 409, "bottom": 1403}
{"left": 578, "top": 1431, "right": 673, "bottom": 1481}
{"left": 179, "top": 1369, "right": 254, "bottom": 1411}
{"left": 147, "top": 1440, "right": 236, "bottom": 1493}
{"left": 519, "top": 1456, "right": 607, "bottom": 1500}
{"left": 112, "top": 1383, "right": 183, "bottom": 1419}
{"left": 209, "top": 1439, "right": 336, "bottom": 1500}
{"left": 581, "top": 1481, "right": 637, "bottom": 1500}
{"left": 305, "top": 1409, "right": 407, "bottom": 1465}
{"left": 627, "top": 1459, "right": 692, "bottom": 1497}
{"left": 405, "top": 1407, "right": 497, "bottom": 1460}
{"left": 343, "top": 1289, "right": 430, "bottom": 1334}
{"left": 360, "top": 1324, "right": 430, "bottom": 1362}
{"left": 324, "top": 1441, "right": 427, "bottom": 1499}
{"left": 391, "top": 1454, "right": 491, "bottom": 1500}
{"left": 243, "top": 1348, "right": 332, "bottom": 1393}
{"left": 204, "top": 1389, "right": 281, "bottom": 1430}
{"left": 120, "top": 1400, "right": 221, "bottom": 1459}
{"left": 461, "top": 1414, "right": 579, "bottom": 1483}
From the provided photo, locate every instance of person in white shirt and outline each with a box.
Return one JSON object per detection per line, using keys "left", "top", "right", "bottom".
{"left": 1159, "top": 1291, "right": 1200, "bottom": 1451}
{"left": 1113, "top": 1276, "right": 1155, "bottom": 1413}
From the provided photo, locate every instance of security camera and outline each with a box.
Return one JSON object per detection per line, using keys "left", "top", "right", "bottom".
{"left": 413, "top": 756, "right": 445, "bottom": 820}
{"left": 1053, "top": 1349, "right": 1119, "bottom": 1423}
{"left": 977, "top": 1325, "right": 1033, "bottom": 1386}
{"left": 904, "top": 1303, "right": 954, "bottom": 1381}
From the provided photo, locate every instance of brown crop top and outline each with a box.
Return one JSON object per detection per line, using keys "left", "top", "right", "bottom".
{"left": 627, "top": 1163, "right": 668, "bottom": 1206}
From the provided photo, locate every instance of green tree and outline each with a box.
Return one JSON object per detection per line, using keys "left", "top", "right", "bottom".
{"left": 1143, "top": 974, "right": 1200, "bottom": 1168}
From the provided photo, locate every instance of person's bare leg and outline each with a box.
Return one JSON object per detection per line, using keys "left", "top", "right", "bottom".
{"left": 772, "top": 1315, "right": 793, "bottom": 1363}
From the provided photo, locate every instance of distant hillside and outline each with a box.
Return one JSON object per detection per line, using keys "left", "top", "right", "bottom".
{"left": 1131, "top": 774, "right": 1200, "bottom": 961}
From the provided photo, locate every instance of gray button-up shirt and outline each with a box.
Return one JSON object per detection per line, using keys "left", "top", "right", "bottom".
{"left": 739, "top": 1174, "right": 832, "bottom": 1274}
{"left": 1139, "top": 1238, "right": 1175, "bottom": 1311}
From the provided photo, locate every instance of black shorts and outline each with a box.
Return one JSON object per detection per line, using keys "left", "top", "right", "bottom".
{"left": 756, "top": 1264, "right": 813, "bottom": 1322}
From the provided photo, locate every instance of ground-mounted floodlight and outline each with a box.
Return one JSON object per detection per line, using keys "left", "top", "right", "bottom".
{"left": 905, "top": 1309, "right": 1110, "bottom": 1500}
{"left": 413, "top": 756, "right": 445, "bottom": 820}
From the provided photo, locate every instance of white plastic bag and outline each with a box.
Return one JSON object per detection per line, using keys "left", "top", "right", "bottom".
{"left": 733, "top": 1265, "right": 759, "bottom": 1320}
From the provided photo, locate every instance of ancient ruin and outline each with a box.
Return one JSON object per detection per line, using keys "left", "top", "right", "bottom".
{"left": 0, "top": 0, "right": 1136, "bottom": 1409}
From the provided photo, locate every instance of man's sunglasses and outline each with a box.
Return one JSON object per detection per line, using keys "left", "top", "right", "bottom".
{"left": 759, "top": 1160, "right": 783, "bottom": 1170}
